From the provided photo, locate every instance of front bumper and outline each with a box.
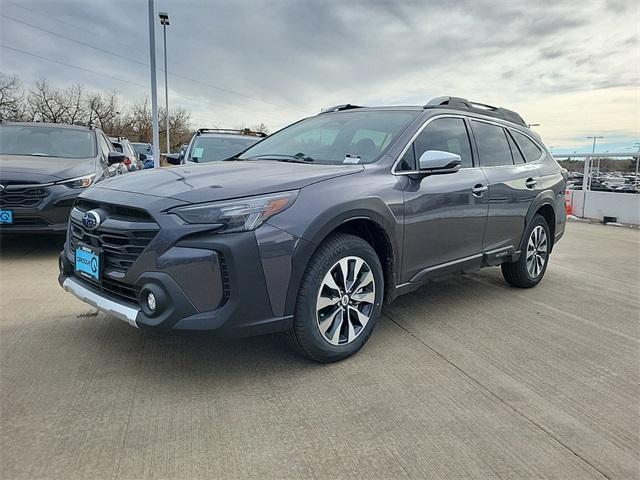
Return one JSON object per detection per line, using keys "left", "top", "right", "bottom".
{"left": 61, "top": 276, "right": 139, "bottom": 328}
{"left": 58, "top": 223, "right": 297, "bottom": 337}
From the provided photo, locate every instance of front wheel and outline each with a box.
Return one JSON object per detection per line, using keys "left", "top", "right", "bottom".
{"left": 501, "top": 214, "right": 551, "bottom": 288}
{"left": 288, "top": 233, "right": 384, "bottom": 362}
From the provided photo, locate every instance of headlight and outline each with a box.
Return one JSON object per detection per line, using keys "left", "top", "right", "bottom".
{"left": 56, "top": 174, "right": 96, "bottom": 188}
{"left": 170, "top": 190, "right": 299, "bottom": 232}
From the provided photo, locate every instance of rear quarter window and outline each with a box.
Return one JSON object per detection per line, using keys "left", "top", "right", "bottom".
{"left": 512, "top": 130, "right": 543, "bottom": 162}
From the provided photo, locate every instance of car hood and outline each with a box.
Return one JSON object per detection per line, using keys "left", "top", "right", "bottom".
{"left": 93, "top": 160, "right": 364, "bottom": 203}
{"left": 0, "top": 155, "right": 96, "bottom": 183}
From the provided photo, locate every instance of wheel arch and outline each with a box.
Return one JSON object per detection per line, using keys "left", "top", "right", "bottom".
{"left": 283, "top": 199, "right": 401, "bottom": 316}
{"left": 524, "top": 191, "right": 557, "bottom": 252}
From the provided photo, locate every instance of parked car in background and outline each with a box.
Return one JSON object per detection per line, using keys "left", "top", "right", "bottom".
{"left": 0, "top": 122, "right": 125, "bottom": 233}
{"left": 131, "top": 142, "right": 154, "bottom": 169}
{"left": 109, "top": 137, "right": 143, "bottom": 172}
{"left": 167, "top": 128, "right": 266, "bottom": 165}
{"left": 59, "top": 96, "right": 566, "bottom": 362}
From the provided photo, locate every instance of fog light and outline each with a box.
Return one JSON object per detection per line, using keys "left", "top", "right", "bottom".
{"left": 147, "top": 292, "right": 157, "bottom": 311}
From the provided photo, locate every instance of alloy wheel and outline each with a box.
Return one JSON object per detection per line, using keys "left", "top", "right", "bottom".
{"left": 526, "top": 225, "right": 548, "bottom": 278}
{"left": 316, "top": 256, "right": 376, "bottom": 346}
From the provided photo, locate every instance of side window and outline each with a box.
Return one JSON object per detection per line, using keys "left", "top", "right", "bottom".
{"left": 398, "top": 144, "right": 416, "bottom": 171}
{"left": 512, "top": 130, "right": 542, "bottom": 162}
{"left": 506, "top": 131, "right": 525, "bottom": 164}
{"left": 97, "top": 133, "right": 111, "bottom": 157}
{"left": 471, "top": 121, "right": 513, "bottom": 167}
{"left": 404, "top": 117, "right": 473, "bottom": 169}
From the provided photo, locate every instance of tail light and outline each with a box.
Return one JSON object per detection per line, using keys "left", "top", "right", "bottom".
{"left": 124, "top": 157, "right": 132, "bottom": 166}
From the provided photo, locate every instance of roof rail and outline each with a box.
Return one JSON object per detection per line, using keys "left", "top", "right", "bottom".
{"left": 424, "top": 96, "right": 526, "bottom": 127}
{"left": 196, "top": 128, "right": 267, "bottom": 137}
{"left": 320, "top": 104, "right": 363, "bottom": 113}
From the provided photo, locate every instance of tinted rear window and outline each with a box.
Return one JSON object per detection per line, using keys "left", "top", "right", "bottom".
{"left": 132, "top": 143, "right": 153, "bottom": 155}
{"left": 0, "top": 125, "right": 95, "bottom": 158}
{"left": 512, "top": 130, "right": 542, "bottom": 162}
{"left": 506, "top": 131, "right": 525, "bottom": 164}
{"left": 471, "top": 121, "right": 513, "bottom": 167}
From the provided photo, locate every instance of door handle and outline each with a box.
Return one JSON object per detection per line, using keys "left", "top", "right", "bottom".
{"left": 525, "top": 178, "right": 537, "bottom": 189}
{"left": 472, "top": 184, "right": 488, "bottom": 197}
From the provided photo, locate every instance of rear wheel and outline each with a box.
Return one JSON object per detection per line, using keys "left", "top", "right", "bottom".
{"left": 501, "top": 214, "right": 551, "bottom": 288}
{"left": 288, "top": 233, "right": 384, "bottom": 362}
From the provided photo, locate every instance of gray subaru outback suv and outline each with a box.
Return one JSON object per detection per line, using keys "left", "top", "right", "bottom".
{"left": 59, "top": 96, "right": 566, "bottom": 362}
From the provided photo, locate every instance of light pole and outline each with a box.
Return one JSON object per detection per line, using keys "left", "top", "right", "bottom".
{"left": 148, "top": 0, "right": 160, "bottom": 167}
{"left": 159, "top": 11, "right": 170, "bottom": 154}
{"left": 587, "top": 135, "right": 604, "bottom": 176}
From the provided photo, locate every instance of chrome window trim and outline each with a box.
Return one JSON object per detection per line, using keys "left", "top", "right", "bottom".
{"left": 468, "top": 117, "right": 545, "bottom": 165}
{"left": 392, "top": 113, "right": 546, "bottom": 175}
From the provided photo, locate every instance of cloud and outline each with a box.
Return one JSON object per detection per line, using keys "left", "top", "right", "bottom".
{"left": 1, "top": 0, "right": 638, "bottom": 149}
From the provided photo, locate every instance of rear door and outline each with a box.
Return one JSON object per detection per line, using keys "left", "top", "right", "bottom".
{"left": 399, "top": 116, "right": 489, "bottom": 283}
{"left": 471, "top": 120, "right": 543, "bottom": 254}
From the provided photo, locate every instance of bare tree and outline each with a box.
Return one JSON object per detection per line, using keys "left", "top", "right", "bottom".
{"left": 65, "top": 84, "right": 86, "bottom": 125}
{"left": 1, "top": 72, "right": 198, "bottom": 149}
{"left": 162, "top": 106, "right": 192, "bottom": 152}
{"left": 0, "top": 73, "right": 27, "bottom": 120}
{"left": 86, "top": 90, "right": 121, "bottom": 132}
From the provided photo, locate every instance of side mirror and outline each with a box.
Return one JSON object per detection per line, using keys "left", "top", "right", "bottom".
{"left": 418, "top": 150, "right": 461, "bottom": 174}
{"left": 138, "top": 153, "right": 147, "bottom": 162}
{"left": 166, "top": 153, "right": 182, "bottom": 165}
{"left": 107, "top": 151, "right": 126, "bottom": 165}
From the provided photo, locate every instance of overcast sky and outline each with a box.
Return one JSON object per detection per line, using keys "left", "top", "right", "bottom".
{"left": 1, "top": 0, "right": 638, "bottom": 153}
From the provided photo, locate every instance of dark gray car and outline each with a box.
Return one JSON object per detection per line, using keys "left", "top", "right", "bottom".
{"left": 0, "top": 122, "right": 126, "bottom": 233}
{"left": 58, "top": 97, "right": 566, "bottom": 362}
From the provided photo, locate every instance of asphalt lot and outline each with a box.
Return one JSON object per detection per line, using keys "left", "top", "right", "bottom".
{"left": 0, "top": 221, "right": 638, "bottom": 480}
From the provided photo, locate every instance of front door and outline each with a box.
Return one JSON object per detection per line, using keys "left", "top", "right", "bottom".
{"left": 398, "top": 116, "right": 489, "bottom": 283}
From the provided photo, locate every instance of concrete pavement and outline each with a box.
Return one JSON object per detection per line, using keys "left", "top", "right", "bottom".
{"left": 0, "top": 221, "right": 638, "bottom": 479}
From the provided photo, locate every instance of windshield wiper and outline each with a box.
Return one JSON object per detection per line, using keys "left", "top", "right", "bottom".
{"left": 245, "top": 153, "right": 315, "bottom": 163}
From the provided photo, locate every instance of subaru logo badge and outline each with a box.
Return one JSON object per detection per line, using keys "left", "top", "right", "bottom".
{"left": 82, "top": 210, "right": 101, "bottom": 230}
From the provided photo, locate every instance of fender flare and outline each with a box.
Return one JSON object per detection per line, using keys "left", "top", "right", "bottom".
{"left": 521, "top": 190, "right": 557, "bottom": 250}
{"left": 282, "top": 198, "right": 400, "bottom": 317}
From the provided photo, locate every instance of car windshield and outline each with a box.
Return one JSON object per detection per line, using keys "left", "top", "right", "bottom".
{"left": 0, "top": 125, "right": 95, "bottom": 158}
{"left": 132, "top": 143, "right": 153, "bottom": 155}
{"left": 237, "top": 110, "right": 419, "bottom": 164}
{"left": 188, "top": 136, "right": 260, "bottom": 163}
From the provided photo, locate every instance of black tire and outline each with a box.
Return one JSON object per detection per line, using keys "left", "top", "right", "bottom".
{"left": 501, "top": 214, "right": 551, "bottom": 288}
{"left": 288, "top": 233, "right": 384, "bottom": 363}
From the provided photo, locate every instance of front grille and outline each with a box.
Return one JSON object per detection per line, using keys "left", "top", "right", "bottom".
{"left": 75, "top": 199, "right": 152, "bottom": 221}
{"left": 70, "top": 201, "right": 158, "bottom": 276}
{"left": 4, "top": 216, "right": 49, "bottom": 226}
{"left": 0, "top": 187, "right": 49, "bottom": 207}
{"left": 219, "top": 253, "right": 232, "bottom": 302}
{"left": 101, "top": 277, "right": 141, "bottom": 304}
